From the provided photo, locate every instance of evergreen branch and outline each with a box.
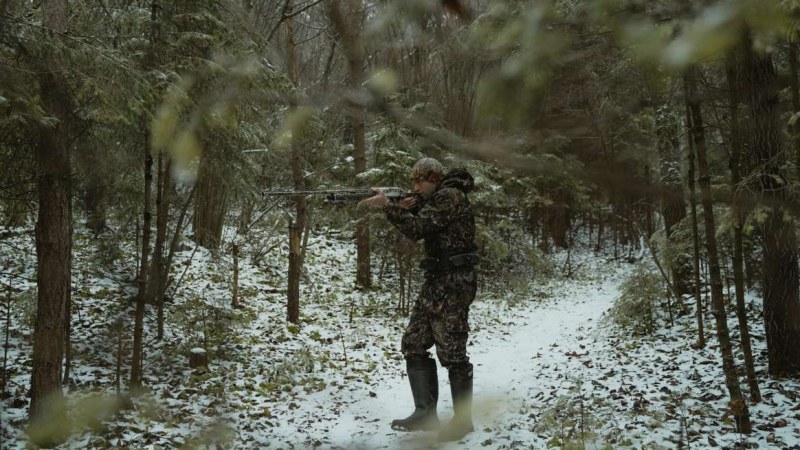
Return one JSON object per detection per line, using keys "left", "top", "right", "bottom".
{"left": 0, "top": 13, "right": 72, "bottom": 40}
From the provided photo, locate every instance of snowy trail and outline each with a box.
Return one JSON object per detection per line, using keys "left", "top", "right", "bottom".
{"left": 273, "top": 267, "right": 625, "bottom": 450}
{"left": 470, "top": 277, "right": 621, "bottom": 447}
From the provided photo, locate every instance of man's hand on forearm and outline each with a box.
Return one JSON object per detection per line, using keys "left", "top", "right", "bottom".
{"left": 359, "top": 188, "right": 390, "bottom": 208}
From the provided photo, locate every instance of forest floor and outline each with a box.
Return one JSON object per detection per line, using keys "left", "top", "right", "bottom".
{"left": 1, "top": 225, "right": 800, "bottom": 449}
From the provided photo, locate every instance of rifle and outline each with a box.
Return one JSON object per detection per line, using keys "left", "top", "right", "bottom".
{"left": 262, "top": 187, "right": 411, "bottom": 204}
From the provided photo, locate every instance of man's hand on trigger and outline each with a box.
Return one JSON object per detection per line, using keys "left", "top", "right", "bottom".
{"left": 359, "top": 188, "right": 390, "bottom": 208}
{"left": 398, "top": 196, "right": 417, "bottom": 209}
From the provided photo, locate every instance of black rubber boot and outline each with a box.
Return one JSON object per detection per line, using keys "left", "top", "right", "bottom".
{"left": 391, "top": 357, "right": 440, "bottom": 431}
{"left": 438, "top": 367, "right": 474, "bottom": 442}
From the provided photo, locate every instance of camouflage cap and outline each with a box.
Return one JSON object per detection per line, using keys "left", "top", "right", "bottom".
{"left": 411, "top": 157, "right": 445, "bottom": 183}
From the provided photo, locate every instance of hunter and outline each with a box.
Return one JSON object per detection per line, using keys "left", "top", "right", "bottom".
{"left": 360, "top": 157, "right": 479, "bottom": 442}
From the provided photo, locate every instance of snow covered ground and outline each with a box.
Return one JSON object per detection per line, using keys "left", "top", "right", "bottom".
{"left": 1, "top": 226, "right": 799, "bottom": 449}
{"left": 298, "top": 258, "right": 626, "bottom": 450}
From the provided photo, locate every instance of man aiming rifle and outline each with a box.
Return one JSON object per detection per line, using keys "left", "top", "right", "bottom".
{"left": 360, "top": 157, "right": 479, "bottom": 442}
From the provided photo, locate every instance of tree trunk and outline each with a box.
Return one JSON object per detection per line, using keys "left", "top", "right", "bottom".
{"left": 192, "top": 156, "right": 227, "bottom": 251}
{"left": 685, "top": 95, "right": 705, "bottom": 349}
{"left": 656, "top": 104, "right": 689, "bottom": 295}
{"left": 147, "top": 155, "right": 172, "bottom": 340}
{"left": 328, "top": 0, "right": 371, "bottom": 288}
{"left": 552, "top": 203, "right": 569, "bottom": 249}
{"left": 789, "top": 41, "right": 800, "bottom": 174}
{"left": 131, "top": 0, "right": 161, "bottom": 374}
{"left": 725, "top": 54, "right": 761, "bottom": 402}
{"left": 62, "top": 287, "right": 71, "bottom": 386}
{"left": 612, "top": 209, "right": 618, "bottom": 259}
{"left": 232, "top": 244, "right": 239, "bottom": 308}
{"left": 354, "top": 150, "right": 371, "bottom": 288}
{"left": 131, "top": 122, "right": 153, "bottom": 389}
{"left": 157, "top": 185, "right": 196, "bottom": 315}
{"left": 643, "top": 164, "right": 653, "bottom": 237}
{"left": 288, "top": 219, "right": 302, "bottom": 323}
{"left": 741, "top": 33, "right": 800, "bottom": 377}
{"left": 237, "top": 201, "right": 253, "bottom": 234}
{"left": 594, "top": 212, "right": 603, "bottom": 253}
{"left": 29, "top": 0, "right": 71, "bottom": 434}
{"left": 350, "top": 80, "right": 370, "bottom": 288}
{"left": 115, "top": 319, "right": 123, "bottom": 394}
{"left": 84, "top": 170, "right": 107, "bottom": 235}
{"left": 286, "top": 12, "right": 306, "bottom": 324}
{"left": 3, "top": 285, "right": 11, "bottom": 394}
{"left": 685, "top": 67, "right": 751, "bottom": 433}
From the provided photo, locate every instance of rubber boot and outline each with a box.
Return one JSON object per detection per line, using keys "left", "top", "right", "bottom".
{"left": 391, "top": 357, "right": 440, "bottom": 431}
{"left": 438, "top": 368, "right": 474, "bottom": 442}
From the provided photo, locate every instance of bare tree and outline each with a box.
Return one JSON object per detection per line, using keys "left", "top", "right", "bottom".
{"left": 286, "top": 10, "right": 307, "bottom": 324}
{"left": 685, "top": 66, "right": 751, "bottom": 433}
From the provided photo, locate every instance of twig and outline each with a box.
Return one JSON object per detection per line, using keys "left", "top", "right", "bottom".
{"left": 339, "top": 332, "right": 348, "bottom": 367}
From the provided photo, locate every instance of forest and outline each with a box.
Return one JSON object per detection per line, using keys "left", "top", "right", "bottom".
{"left": 2, "top": 0, "right": 800, "bottom": 448}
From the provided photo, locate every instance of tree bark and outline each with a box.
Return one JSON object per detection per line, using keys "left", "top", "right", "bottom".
{"left": 741, "top": 33, "right": 800, "bottom": 378}
{"left": 656, "top": 104, "right": 689, "bottom": 295}
{"left": 147, "top": 155, "right": 172, "bottom": 340}
{"left": 131, "top": 121, "right": 153, "bottom": 389}
{"left": 725, "top": 54, "right": 761, "bottom": 402}
{"left": 232, "top": 243, "right": 240, "bottom": 308}
{"left": 685, "top": 95, "right": 705, "bottom": 349}
{"left": 192, "top": 155, "right": 227, "bottom": 251}
{"left": 328, "top": 0, "right": 371, "bottom": 288}
{"left": 62, "top": 287, "right": 71, "bottom": 386}
{"left": 789, "top": 41, "right": 800, "bottom": 174}
{"left": 685, "top": 67, "right": 751, "bottom": 433}
{"left": 84, "top": 184, "right": 106, "bottom": 234}
{"left": 138, "top": 134, "right": 154, "bottom": 286}
{"left": 551, "top": 203, "right": 570, "bottom": 249}
{"left": 29, "top": 0, "right": 71, "bottom": 431}
{"left": 286, "top": 11, "right": 306, "bottom": 324}
{"left": 131, "top": 0, "right": 162, "bottom": 374}
{"left": 594, "top": 211, "right": 604, "bottom": 253}
{"left": 288, "top": 219, "right": 302, "bottom": 323}
{"left": 84, "top": 159, "right": 107, "bottom": 235}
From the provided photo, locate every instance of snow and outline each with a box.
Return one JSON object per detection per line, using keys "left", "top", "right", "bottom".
{"left": 290, "top": 260, "right": 626, "bottom": 450}
{"left": 1, "top": 225, "right": 800, "bottom": 449}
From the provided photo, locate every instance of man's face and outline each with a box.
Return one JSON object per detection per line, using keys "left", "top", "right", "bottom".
{"left": 412, "top": 178, "right": 437, "bottom": 198}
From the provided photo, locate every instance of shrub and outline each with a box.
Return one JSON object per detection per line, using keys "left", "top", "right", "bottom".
{"left": 607, "top": 267, "right": 664, "bottom": 334}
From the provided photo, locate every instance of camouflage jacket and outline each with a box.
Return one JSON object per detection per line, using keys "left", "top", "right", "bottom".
{"left": 384, "top": 168, "right": 476, "bottom": 258}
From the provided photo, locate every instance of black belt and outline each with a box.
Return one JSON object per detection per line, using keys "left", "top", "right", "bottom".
{"left": 419, "top": 253, "right": 480, "bottom": 272}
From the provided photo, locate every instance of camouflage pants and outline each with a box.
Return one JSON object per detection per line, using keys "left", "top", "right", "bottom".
{"left": 401, "top": 270, "right": 477, "bottom": 371}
